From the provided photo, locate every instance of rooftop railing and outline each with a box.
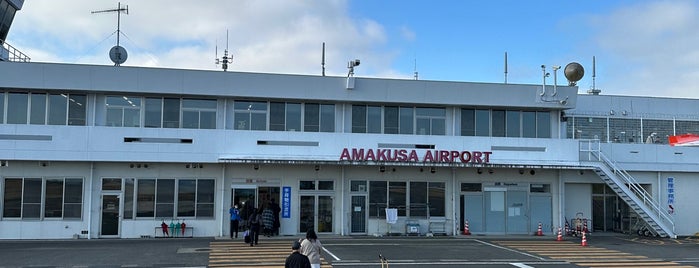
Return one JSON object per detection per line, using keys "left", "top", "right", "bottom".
{"left": 0, "top": 39, "right": 30, "bottom": 62}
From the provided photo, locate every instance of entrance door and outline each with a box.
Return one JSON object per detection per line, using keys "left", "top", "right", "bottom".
{"left": 507, "top": 191, "right": 529, "bottom": 234}
{"left": 299, "top": 195, "right": 333, "bottom": 233}
{"left": 350, "top": 195, "right": 366, "bottom": 234}
{"left": 463, "top": 193, "right": 484, "bottom": 232}
{"left": 232, "top": 186, "right": 256, "bottom": 223}
{"left": 100, "top": 194, "right": 121, "bottom": 237}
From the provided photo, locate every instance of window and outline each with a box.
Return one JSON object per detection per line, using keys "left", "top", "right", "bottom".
{"left": 351, "top": 105, "right": 367, "bottom": 133}
{"left": 428, "top": 182, "right": 445, "bottom": 217}
{"left": 123, "top": 178, "right": 134, "bottom": 219}
{"left": 102, "top": 178, "right": 122, "bottom": 191}
{"left": 196, "top": 179, "right": 215, "bottom": 217}
{"left": 415, "top": 107, "right": 445, "bottom": 135}
{"left": 136, "top": 179, "right": 155, "bottom": 217}
{"left": 369, "top": 181, "right": 387, "bottom": 218}
{"left": 460, "top": 108, "right": 475, "bottom": 136}
{"left": 270, "top": 102, "right": 302, "bottom": 131}
{"left": 234, "top": 101, "right": 267, "bottom": 130}
{"left": 409, "top": 182, "right": 428, "bottom": 217}
{"left": 299, "top": 180, "right": 334, "bottom": 190}
{"left": 163, "top": 98, "right": 180, "bottom": 128}
{"left": 384, "top": 106, "right": 399, "bottom": 134}
{"left": 0, "top": 92, "right": 5, "bottom": 124}
{"left": 506, "top": 110, "right": 521, "bottom": 137}
{"left": 7, "top": 92, "right": 27, "bottom": 124}
{"left": 144, "top": 98, "right": 162, "bottom": 128}
{"left": 127, "top": 178, "right": 213, "bottom": 219}
{"left": 2, "top": 177, "right": 83, "bottom": 219}
{"left": 155, "top": 179, "right": 175, "bottom": 217}
{"left": 304, "top": 103, "right": 335, "bottom": 132}
{"left": 536, "top": 111, "right": 551, "bottom": 138}
{"left": 475, "top": 109, "right": 490, "bottom": 136}
{"left": 177, "top": 179, "right": 196, "bottom": 217}
{"left": 30, "top": 93, "right": 47, "bottom": 125}
{"left": 48, "top": 94, "right": 68, "bottom": 125}
{"left": 68, "top": 94, "right": 87, "bottom": 126}
{"left": 399, "top": 107, "right": 414, "bottom": 134}
{"left": 522, "top": 111, "right": 536, "bottom": 138}
{"left": 350, "top": 180, "right": 367, "bottom": 192}
{"left": 182, "top": 99, "right": 217, "bottom": 129}
{"left": 491, "top": 110, "right": 505, "bottom": 137}
{"left": 106, "top": 96, "right": 141, "bottom": 127}
{"left": 389, "top": 182, "right": 406, "bottom": 216}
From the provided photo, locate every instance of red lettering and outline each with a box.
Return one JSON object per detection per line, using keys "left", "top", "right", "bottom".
{"left": 340, "top": 148, "right": 351, "bottom": 161}
{"left": 473, "top": 151, "right": 483, "bottom": 163}
{"left": 408, "top": 150, "right": 419, "bottom": 162}
{"left": 439, "top": 150, "right": 450, "bottom": 162}
{"left": 352, "top": 148, "right": 365, "bottom": 161}
{"left": 377, "top": 149, "right": 387, "bottom": 161}
{"left": 460, "top": 151, "right": 471, "bottom": 162}
{"left": 397, "top": 150, "right": 407, "bottom": 161}
{"left": 424, "top": 150, "right": 434, "bottom": 162}
{"left": 451, "top": 151, "right": 460, "bottom": 162}
{"left": 482, "top": 151, "right": 492, "bottom": 163}
{"left": 366, "top": 149, "right": 376, "bottom": 161}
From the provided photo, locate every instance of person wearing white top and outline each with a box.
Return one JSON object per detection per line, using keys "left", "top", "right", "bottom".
{"left": 300, "top": 229, "right": 323, "bottom": 268}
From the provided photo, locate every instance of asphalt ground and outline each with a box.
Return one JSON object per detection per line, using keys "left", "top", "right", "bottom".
{"left": 0, "top": 233, "right": 698, "bottom": 268}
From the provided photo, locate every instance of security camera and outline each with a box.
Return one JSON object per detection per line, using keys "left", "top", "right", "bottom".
{"left": 559, "top": 99, "right": 567, "bottom": 105}
{"left": 348, "top": 59, "right": 360, "bottom": 67}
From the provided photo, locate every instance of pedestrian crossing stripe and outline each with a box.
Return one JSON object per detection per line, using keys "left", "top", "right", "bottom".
{"left": 208, "top": 240, "right": 331, "bottom": 268}
{"left": 494, "top": 240, "right": 686, "bottom": 267}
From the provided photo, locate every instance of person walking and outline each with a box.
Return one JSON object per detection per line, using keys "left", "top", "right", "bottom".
{"left": 285, "top": 241, "right": 311, "bottom": 268}
{"left": 261, "top": 204, "right": 275, "bottom": 237}
{"left": 300, "top": 229, "right": 323, "bottom": 268}
{"left": 247, "top": 208, "right": 261, "bottom": 246}
{"left": 228, "top": 204, "right": 240, "bottom": 238}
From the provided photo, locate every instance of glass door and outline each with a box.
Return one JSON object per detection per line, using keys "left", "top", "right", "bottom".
{"left": 299, "top": 195, "right": 333, "bottom": 233}
{"left": 350, "top": 195, "right": 366, "bottom": 234}
{"left": 100, "top": 194, "right": 121, "bottom": 237}
{"left": 232, "top": 186, "right": 256, "bottom": 224}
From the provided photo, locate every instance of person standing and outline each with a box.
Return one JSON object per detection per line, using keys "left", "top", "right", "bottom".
{"left": 261, "top": 204, "right": 275, "bottom": 237}
{"left": 270, "top": 198, "right": 281, "bottom": 236}
{"left": 247, "top": 208, "right": 261, "bottom": 246}
{"left": 285, "top": 241, "right": 311, "bottom": 268}
{"left": 300, "top": 229, "right": 323, "bottom": 268}
{"left": 229, "top": 204, "right": 240, "bottom": 238}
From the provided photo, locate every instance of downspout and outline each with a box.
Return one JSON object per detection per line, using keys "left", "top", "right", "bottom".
{"left": 452, "top": 167, "right": 457, "bottom": 236}
{"left": 88, "top": 162, "right": 94, "bottom": 239}
{"left": 341, "top": 166, "right": 345, "bottom": 236}
{"left": 220, "top": 164, "right": 226, "bottom": 237}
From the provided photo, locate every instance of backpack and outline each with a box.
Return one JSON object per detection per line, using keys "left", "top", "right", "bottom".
{"left": 250, "top": 214, "right": 260, "bottom": 225}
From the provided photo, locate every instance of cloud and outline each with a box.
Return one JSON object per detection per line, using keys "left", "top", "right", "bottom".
{"left": 8, "top": 0, "right": 399, "bottom": 77}
{"left": 589, "top": 0, "right": 699, "bottom": 98}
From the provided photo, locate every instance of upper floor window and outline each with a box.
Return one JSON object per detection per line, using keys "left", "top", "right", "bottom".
{"left": 304, "top": 103, "right": 335, "bottom": 132}
{"left": 270, "top": 102, "right": 302, "bottom": 131}
{"left": 384, "top": 106, "right": 414, "bottom": 134}
{"left": 2, "top": 92, "right": 86, "bottom": 126}
{"left": 462, "top": 108, "right": 550, "bottom": 138}
{"left": 352, "top": 105, "right": 381, "bottom": 133}
{"left": 234, "top": 101, "right": 268, "bottom": 130}
{"left": 106, "top": 96, "right": 141, "bottom": 127}
{"left": 182, "top": 99, "right": 217, "bottom": 129}
{"left": 416, "top": 107, "right": 446, "bottom": 135}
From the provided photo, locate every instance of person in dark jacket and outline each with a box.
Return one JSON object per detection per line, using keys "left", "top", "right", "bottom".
{"left": 285, "top": 241, "right": 311, "bottom": 268}
{"left": 247, "top": 208, "right": 261, "bottom": 246}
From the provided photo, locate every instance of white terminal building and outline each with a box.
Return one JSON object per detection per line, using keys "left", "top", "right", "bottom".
{"left": 0, "top": 1, "right": 697, "bottom": 240}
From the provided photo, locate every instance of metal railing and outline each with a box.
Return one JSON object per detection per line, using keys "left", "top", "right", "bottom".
{"left": 579, "top": 139, "right": 676, "bottom": 237}
{"left": 0, "top": 39, "right": 31, "bottom": 62}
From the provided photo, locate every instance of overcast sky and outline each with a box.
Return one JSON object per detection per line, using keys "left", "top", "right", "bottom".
{"left": 7, "top": 0, "right": 699, "bottom": 99}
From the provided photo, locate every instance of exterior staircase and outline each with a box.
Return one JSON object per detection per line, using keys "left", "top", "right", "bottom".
{"left": 580, "top": 140, "right": 676, "bottom": 238}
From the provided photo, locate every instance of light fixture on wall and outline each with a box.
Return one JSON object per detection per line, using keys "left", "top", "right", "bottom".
{"left": 488, "top": 169, "right": 494, "bottom": 174}
{"left": 477, "top": 168, "right": 482, "bottom": 174}
{"left": 379, "top": 165, "right": 386, "bottom": 173}
{"left": 314, "top": 165, "right": 320, "bottom": 171}
{"left": 530, "top": 169, "right": 536, "bottom": 175}
{"left": 519, "top": 169, "right": 524, "bottom": 175}
{"left": 253, "top": 164, "right": 259, "bottom": 170}
{"left": 430, "top": 167, "right": 436, "bottom": 173}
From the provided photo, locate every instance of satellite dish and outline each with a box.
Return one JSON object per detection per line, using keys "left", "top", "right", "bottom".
{"left": 109, "top": 45, "right": 128, "bottom": 66}
{"left": 564, "top": 62, "right": 584, "bottom": 85}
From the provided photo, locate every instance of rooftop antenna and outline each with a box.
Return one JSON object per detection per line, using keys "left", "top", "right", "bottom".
{"left": 413, "top": 55, "right": 418, "bottom": 80}
{"left": 321, "top": 42, "right": 326, "bottom": 76}
{"left": 587, "top": 56, "right": 601, "bottom": 95}
{"left": 504, "top": 52, "right": 508, "bottom": 84}
{"left": 215, "top": 30, "right": 232, "bottom": 71}
{"left": 92, "top": 2, "right": 129, "bottom": 66}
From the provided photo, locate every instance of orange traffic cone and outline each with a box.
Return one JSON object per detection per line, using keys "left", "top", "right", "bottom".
{"left": 463, "top": 220, "right": 471, "bottom": 235}
{"left": 556, "top": 227, "right": 563, "bottom": 241}
{"left": 536, "top": 222, "right": 543, "bottom": 236}
{"left": 581, "top": 231, "right": 588, "bottom": 246}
